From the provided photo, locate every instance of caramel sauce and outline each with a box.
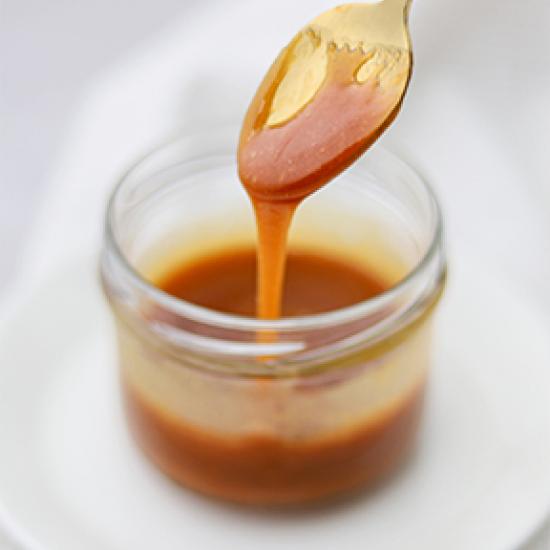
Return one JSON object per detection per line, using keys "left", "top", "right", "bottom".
{"left": 124, "top": 378, "right": 424, "bottom": 505}
{"left": 123, "top": 249, "right": 427, "bottom": 504}
{"left": 239, "top": 46, "right": 406, "bottom": 203}
{"left": 239, "top": 42, "right": 409, "bottom": 318}
{"left": 157, "top": 247, "right": 386, "bottom": 317}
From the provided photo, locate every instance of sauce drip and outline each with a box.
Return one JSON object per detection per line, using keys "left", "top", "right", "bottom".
{"left": 238, "top": 5, "right": 411, "bottom": 319}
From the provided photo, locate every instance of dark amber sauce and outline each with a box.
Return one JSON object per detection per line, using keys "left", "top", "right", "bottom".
{"left": 238, "top": 45, "right": 403, "bottom": 319}
{"left": 124, "top": 249, "right": 425, "bottom": 505}
{"left": 239, "top": 47, "right": 398, "bottom": 202}
{"left": 157, "top": 247, "right": 386, "bottom": 317}
{"left": 124, "top": 380, "right": 424, "bottom": 505}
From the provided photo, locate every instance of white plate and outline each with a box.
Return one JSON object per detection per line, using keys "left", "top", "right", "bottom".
{"left": 0, "top": 255, "right": 548, "bottom": 550}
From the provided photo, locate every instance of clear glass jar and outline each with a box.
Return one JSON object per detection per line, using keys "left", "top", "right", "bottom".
{"left": 100, "top": 126, "right": 446, "bottom": 505}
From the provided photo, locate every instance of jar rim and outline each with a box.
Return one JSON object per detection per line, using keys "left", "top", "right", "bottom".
{"left": 103, "top": 127, "right": 445, "bottom": 334}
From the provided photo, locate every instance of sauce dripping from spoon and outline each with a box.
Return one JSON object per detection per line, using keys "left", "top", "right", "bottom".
{"left": 238, "top": 0, "right": 413, "bottom": 319}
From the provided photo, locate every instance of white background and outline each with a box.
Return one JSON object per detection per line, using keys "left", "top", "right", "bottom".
{"left": 1, "top": 0, "right": 549, "bottom": 548}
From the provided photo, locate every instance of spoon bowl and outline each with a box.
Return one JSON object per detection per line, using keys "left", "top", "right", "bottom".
{"left": 239, "top": 0, "right": 413, "bottom": 202}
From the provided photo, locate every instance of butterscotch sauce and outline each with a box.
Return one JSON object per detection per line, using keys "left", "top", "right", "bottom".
{"left": 124, "top": 378, "right": 425, "bottom": 505}
{"left": 239, "top": 44, "right": 408, "bottom": 203}
{"left": 122, "top": 247, "right": 430, "bottom": 504}
{"left": 157, "top": 247, "right": 386, "bottom": 316}
{"left": 239, "top": 21, "right": 410, "bottom": 318}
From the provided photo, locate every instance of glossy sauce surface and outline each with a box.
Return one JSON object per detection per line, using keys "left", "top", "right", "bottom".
{"left": 157, "top": 247, "right": 386, "bottom": 316}
{"left": 239, "top": 45, "right": 407, "bottom": 203}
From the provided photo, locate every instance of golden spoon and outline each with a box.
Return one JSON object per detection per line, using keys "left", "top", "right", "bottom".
{"left": 239, "top": 0, "right": 413, "bottom": 202}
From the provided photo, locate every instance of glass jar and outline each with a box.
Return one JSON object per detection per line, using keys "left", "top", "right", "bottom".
{"left": 100, "top": 126, "right": 446, "bottom": 505}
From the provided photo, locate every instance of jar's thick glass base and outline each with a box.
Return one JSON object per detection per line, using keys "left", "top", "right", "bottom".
{"left": 122, "top": 377, "right": 426, "bottom": 506}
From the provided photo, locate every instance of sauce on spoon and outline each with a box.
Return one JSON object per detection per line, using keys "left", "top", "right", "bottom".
{"left": 238, "top": 0, "right": 412, "bottom": 319}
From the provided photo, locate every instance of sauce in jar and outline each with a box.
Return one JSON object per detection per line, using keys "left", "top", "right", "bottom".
{"left": 122, "top": 246, "right": 428, "bottom": 504}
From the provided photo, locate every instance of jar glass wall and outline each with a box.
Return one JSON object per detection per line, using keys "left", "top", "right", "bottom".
{"left": 101, "top": 127, "right": 446, "bottom": 505}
